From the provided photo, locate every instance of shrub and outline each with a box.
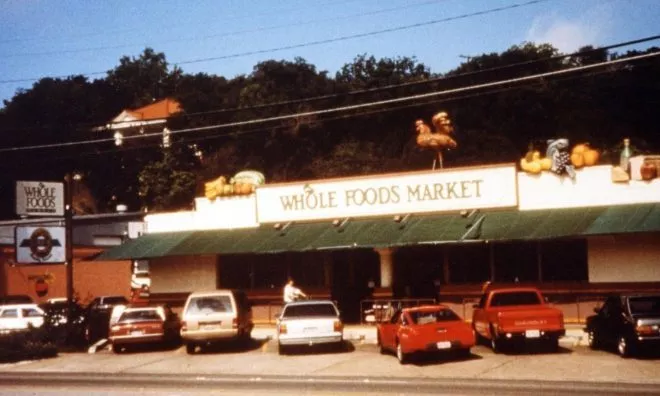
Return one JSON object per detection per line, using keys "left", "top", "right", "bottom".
{"left": 0, "top": 327, "right": 58, "bottom": 363}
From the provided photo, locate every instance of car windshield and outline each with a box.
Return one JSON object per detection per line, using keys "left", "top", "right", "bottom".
{"left": 409, "top": 309, "right": 460, "bottom": 325}
{"left": 282, "top": 303, "right": 337, "bottom": 318}
{"left": 186, "top": 296, "right": 233, "bottom": 315}
{"left": 490, "top": 291, "right": 541, "bottom": 307}
{"left": 119, "top": 309, "right": 163, "bottom": 322}
{"left": 629, "top": 296, "right": 660, "bottom": 315}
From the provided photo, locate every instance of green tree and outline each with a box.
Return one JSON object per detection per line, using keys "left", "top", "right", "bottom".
{"left": 138, "top": 147, "right": 198, "bottom": 211}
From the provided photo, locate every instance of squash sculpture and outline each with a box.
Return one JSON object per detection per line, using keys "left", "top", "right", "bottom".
{"left": 415, "top": 111, "right": 457, "bottom": 169}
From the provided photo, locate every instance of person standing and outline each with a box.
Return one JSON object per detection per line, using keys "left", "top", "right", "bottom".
{"left": 283, "top": 278, "right": 307, "bottom": 303}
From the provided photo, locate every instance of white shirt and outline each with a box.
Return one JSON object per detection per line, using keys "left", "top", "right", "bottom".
{"left": 283, "top": 284, "right": 302, "bottom": 303}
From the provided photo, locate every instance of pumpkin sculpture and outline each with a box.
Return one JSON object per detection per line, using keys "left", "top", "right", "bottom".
{"left": 415, "top": 111, "right": 457, "bottom": 169}
{"left": 570, "top": 143, "right": 600, "bottom": 168}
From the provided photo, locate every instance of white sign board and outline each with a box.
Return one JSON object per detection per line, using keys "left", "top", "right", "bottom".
{"left": 15, "top": 226, "right": 66, "bottom": 264}
{"left": 256, "top": 164, "right": 518, "bottom": 223}
{"left": 16, "top": 181, "right": 65, "bottom": 217}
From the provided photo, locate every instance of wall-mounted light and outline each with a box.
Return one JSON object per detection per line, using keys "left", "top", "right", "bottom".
{"left": 274, "top": 221, "right": 293, "bottom": 234}
{"left": 333, "top": 217, "right": 350, "bottom": 232}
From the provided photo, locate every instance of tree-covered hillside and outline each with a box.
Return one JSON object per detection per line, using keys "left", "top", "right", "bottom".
{"left": 0, "top": 43, "right": 658, "bottom": 217}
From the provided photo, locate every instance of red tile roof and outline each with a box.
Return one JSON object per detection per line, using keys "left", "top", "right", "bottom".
{"left": 125, "top": 98, "right": 182, "bottom": 121}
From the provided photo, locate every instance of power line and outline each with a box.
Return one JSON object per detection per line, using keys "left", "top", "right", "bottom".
{"left": 0, "top": 51, "right": 656, "bottom": 154}
{"left": 1, "top": 34, "right": 658, "bottom": 136}
{"left": 177, "top": 34, "right": 660, "bottom": 118}
{"left": 0, "top": 65, "right": 628, "bottom": 168}
{"left": 3, "top": 0, "right": 446, "bottom": 58}
{"left": 174, "top": 0, "right": 551, "bottom": 66}
{"left": 0, "top": 0, "right": 550, "bottom": 84}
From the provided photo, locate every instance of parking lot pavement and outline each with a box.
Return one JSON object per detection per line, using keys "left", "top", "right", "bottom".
{"left": 3, "top": 335, "right": 660, "bottom": 385}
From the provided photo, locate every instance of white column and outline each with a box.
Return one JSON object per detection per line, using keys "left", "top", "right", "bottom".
{"left": 375, "top": 248, "right": 394, "bottom": 288}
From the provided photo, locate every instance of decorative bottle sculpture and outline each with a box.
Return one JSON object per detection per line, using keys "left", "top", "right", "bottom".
{"left": 619, "top": 138, "right": 632, "bottom": 173}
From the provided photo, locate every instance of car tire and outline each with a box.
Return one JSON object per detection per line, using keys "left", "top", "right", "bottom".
{"left": 618, "top": 336, "right": 634, "bottom": 358}
{"left": 396, "top": 341, "right": 407, "bottom": 365}
{"left": 546, "top": 337, "right": 559, "bottom": 352}
{"left": 587, "top": 330, "right": 600, "bottom": 350}
{"left": 489, "top": 325, "right": 502, "bottom": 353}
{"left": 457, "top": 348, "right": 471, "bottom": 359}
{"left": 185, "top": 343, "right": 196, "bottom": 355}
{"left": 377, "top": 333, "right": 386, "bottom": 355}
{"left": 112, "top": 344, "right": 123, "bottom": 354}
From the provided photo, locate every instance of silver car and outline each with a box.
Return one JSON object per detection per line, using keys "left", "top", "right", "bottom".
{"left": 180, "top": 290, "right": 253, "bottom": 354}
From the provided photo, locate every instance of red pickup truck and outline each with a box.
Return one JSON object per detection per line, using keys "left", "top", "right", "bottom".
{"left": 472, "top": 287, "right": 565, "bottom": 352}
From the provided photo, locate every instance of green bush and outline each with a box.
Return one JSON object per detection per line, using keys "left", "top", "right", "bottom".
{"left": 0, "top": 327, "right": 58, "bottom": 363}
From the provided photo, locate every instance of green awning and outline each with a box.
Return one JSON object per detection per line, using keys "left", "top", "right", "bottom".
{"left": 96, "top": 203, "right": 660, "bottom": 260}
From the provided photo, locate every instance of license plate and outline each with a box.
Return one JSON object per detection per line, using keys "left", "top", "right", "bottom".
{"left": 436, "top": 341, "right": 451, "bottom": 349}
{"left": 202, "top": 325, "right": 220, "bottom": 331}
{"left": 303, "top": 327, "right": 318, "bottom": 333}
{"left": 131, "top": 330, "right": 143, "bottom": 336}
{"left": 525, "top": 330, "right": 540, "bottom": 338}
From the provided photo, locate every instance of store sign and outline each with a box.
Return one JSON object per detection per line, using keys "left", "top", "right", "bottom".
{"left": 15, "top": 226, "right": 66, "bottom": 264}
{"left": 15, "top": 181, "right": 65, "bottom": 217}
{"left": 256, "top": 164, "right": 518, "bottom": 223}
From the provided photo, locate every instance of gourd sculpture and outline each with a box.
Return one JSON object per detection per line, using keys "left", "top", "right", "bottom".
{"left": 416, "top": 111, "right": 457, "bottom": 169}
{"left": 204, "top": 170, "right": 266, "bottom": 200}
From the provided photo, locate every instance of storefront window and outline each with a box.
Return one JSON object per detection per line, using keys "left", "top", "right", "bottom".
{"left": 289, "top": 252, "right": 325, "bottom": 287}
{"left": 493, "top": 242, "right": 538, "bottom": 282}
{"left": 448, "top": 244, "right": 490, "bottom": 283}
{"left": 253, "top": 257, "right": 287, "bottom": 289}
{"left": 218, "top": 255, "right": 252, "bottom": 289}
{"left": 540, "top": 239, "right": 588, "bottom": 281}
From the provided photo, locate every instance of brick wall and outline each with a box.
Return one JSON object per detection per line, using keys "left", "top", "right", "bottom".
{"left": 1, "top": 246, "right": 131, "bottom": 305}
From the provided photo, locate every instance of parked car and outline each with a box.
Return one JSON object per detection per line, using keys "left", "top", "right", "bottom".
{"left": 0, "top": 295, "right": 34, "bottom": 306}
{"left": 0, "top": 304, "right": 45, "bottom": 333}
{"left": 276, "top": 300, "right": 343, "bottom": 355}
{"left": 40, "top": 299, "right": 86, "bottom": 326}
{"left": 110, "top": 305, "right": 180, "bottom": 353}
{"left": 472, "top": 287, "right": 565, "bottom": 352}
{"left": 585, "top": 294, "right": 660, "bottom": 357}
{"left": 85, "top": 295, "right": 129, "bottom": 344}
{"left": 377, "top": 305, "right": 475, "bottom": 364}
{"left": 180, "top": 290, "right": 253, "bottom": 354}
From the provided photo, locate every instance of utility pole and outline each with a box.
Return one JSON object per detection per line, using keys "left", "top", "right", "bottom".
{"left": 64, "top": 174, "right": 76, "bottom": 325}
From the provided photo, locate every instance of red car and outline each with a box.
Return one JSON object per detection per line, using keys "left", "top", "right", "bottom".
{"left": 109, "top": 305, "right": 180, "bottom": 353}
{"left": 377, "top": 305, "right": 475, "bottom": 364}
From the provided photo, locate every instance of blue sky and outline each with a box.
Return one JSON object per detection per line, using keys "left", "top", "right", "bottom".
{"left": 1, "top": 0, "right": 658, "bottom": 106}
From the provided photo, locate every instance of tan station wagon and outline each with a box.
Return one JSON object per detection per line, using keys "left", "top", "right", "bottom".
{"left": 180, "top": 290, "right": 253, "bottom": 354}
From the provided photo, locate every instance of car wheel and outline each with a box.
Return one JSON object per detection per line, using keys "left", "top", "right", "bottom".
{"left": 396, "top": 341, "right": 407, "bottom": 364}
{"left": 377, "top": 333, "right": 386, "bottom": 355}
{"left": 618, "top": 336, "right": 634, "bottom": 358}
{"left": 457, "top": 348, "right": 471, "bottom": 359}
{"left": 546, "top": 337, "right": 559, "bottom": 352}
{"left": 489, "top": 325, "right": 501, "bottom": 353}
{"left": 112, "top": 344, "right": 123, "bottom": 354}
{"left": 185, "top": 343, "right": 196, "bottom": 355}
{"left": 587, "top": 330, "right": 599, "bottom": 350}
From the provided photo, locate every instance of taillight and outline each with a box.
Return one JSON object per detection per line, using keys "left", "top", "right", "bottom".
{"left": 636, "top": 324, "right": 656, "bottom": 335}
{"left": 232, "top": 318, "right": 238, "bottom": 329}
{"left": 334, "top": 320, "right": 343, "bottom": 332}
{"left": 279, "top": 323, "right": 287, "bottom": 334}
{"left": 181, "top": 321, "right": 188, "bottom": 331}
{"left": 110, "top": 325, "right": 120, "bottom": 332}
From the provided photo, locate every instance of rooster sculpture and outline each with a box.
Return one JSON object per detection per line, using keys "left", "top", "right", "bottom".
{"left": 415, "top": 111, "right": 457, "bottom": 169}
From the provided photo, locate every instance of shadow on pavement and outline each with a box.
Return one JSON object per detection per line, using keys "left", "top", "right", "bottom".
{"left": 496, "top": 344, "right": 573, "bottom": 356}
{"left": 194, "top": 338, "right": 269, "bottom": 354}
{"left": 279, "top": 340, "right": 355, "bottom": 356}
{"left": 406, "top": 351, "right": 483, "bottom": 366}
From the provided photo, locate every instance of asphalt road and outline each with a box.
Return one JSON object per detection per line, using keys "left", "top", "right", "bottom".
{"left": 1, "top": 339, "right": 660, "bottom": 395}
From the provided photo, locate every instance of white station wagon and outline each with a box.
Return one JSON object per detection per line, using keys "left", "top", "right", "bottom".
{"left": 0, "top": 304, "right": 45, "bottom": 333}
{"left": 276, "top": 300, "right": 343, "bottom": 355}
